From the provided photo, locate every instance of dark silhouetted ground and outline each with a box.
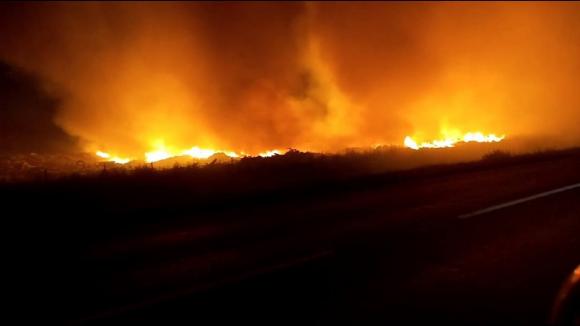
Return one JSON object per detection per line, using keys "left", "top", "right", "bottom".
{"left": 2, "top": 147, "right": 580, "bottom": 325}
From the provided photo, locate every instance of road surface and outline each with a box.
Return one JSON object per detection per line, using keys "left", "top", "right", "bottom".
{"left": 78, "top": 187, "right": 580, "bottom": 325}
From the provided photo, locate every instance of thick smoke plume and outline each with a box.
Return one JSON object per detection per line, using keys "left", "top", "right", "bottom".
{"left": 1, "top": 2, "right": 580, "bottom": 156}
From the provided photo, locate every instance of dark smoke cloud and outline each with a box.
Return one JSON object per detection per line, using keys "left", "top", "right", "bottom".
{"left": 0, "top": 60, "right": 77, "bottom": 154}
{"left": 1, "top": 2, "right": 579, "bottom": 157}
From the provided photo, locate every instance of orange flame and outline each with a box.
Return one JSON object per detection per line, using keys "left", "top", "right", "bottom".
{"left": 96, "top": 146, "right": 285, "bottom": 164}
{"left": 258, "top": 149, "right": 283, "bottom": 157}
{"left": 404, "top": 132, "right": 505, "bottom": 150}
{"left": 95, "top": 151, "right": 131, "bottom": 164}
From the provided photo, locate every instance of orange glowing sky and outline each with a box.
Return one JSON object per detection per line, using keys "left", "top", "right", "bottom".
{"left": 1, "top": 2, "right": 580, "bottom": 160}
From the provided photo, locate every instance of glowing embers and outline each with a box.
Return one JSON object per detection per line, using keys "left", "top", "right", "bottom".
{"left": 404, "top": 132, "right": 505, "bottom": 150}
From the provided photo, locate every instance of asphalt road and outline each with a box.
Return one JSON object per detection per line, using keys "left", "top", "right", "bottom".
{"left": 328, "top": 185, "right": 580, "bottom": 325}
{"left": 78, "top": 185, "right": 580, "bottom": 325}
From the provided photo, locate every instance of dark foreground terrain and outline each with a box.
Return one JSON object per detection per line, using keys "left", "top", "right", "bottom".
{"left": 3, "top": 148, "right": 580, "bottom": 325}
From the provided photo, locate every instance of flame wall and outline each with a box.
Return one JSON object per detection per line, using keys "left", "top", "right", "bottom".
{"left": 1, "top": 2, "right": 580, "bottom": 156}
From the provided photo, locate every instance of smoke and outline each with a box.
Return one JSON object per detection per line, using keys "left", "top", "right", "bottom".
{"left": 0, "top": 61, "right": 78, "bottom": 154}
{"left": 1, "top": 2, "right": 579, "bottom": 156}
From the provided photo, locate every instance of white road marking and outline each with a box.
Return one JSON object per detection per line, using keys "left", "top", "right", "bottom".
{"left": 458, "top": 182, "right": 580, "bottom": 219}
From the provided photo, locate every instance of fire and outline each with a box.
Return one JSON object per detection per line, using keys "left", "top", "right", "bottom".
{"left": 144, "top": 149, "right": 173, "bottom": 163}
{"left": 404, "top": 132, "right": 505, "bottom": 150}
{"left": 94, "top": 131, "right": 504, "bottom": 164}
{"left": 95, "top": 151, "right": 109, "bottom": 159}
{"left": 258, "top": 150, "right": 283, "bottom": 157}
{"left": 181, "top": 147, "right": 218, "bottom": 159}
{"left": 95, "top": 151, "right": 131, "bottom": 164}
{"left": 144, "top": 146, "right": 228, "bottom": 163}
{"left": 143, "top": 142, "right": 232, "bottom": 163}
{"left": 95, "top": 145, "right": 288, "bottom": 164}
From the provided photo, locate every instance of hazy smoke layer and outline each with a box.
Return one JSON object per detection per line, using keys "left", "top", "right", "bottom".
{"left": 1, "top": 2, "right": 579, "bottom": 156}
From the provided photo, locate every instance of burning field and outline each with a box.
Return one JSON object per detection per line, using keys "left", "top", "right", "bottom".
{"left": 3, "top": 3, "right": 580, "bottom": 325}
{"left": 1, "top": 2, "right": 580, "bottom": 174}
